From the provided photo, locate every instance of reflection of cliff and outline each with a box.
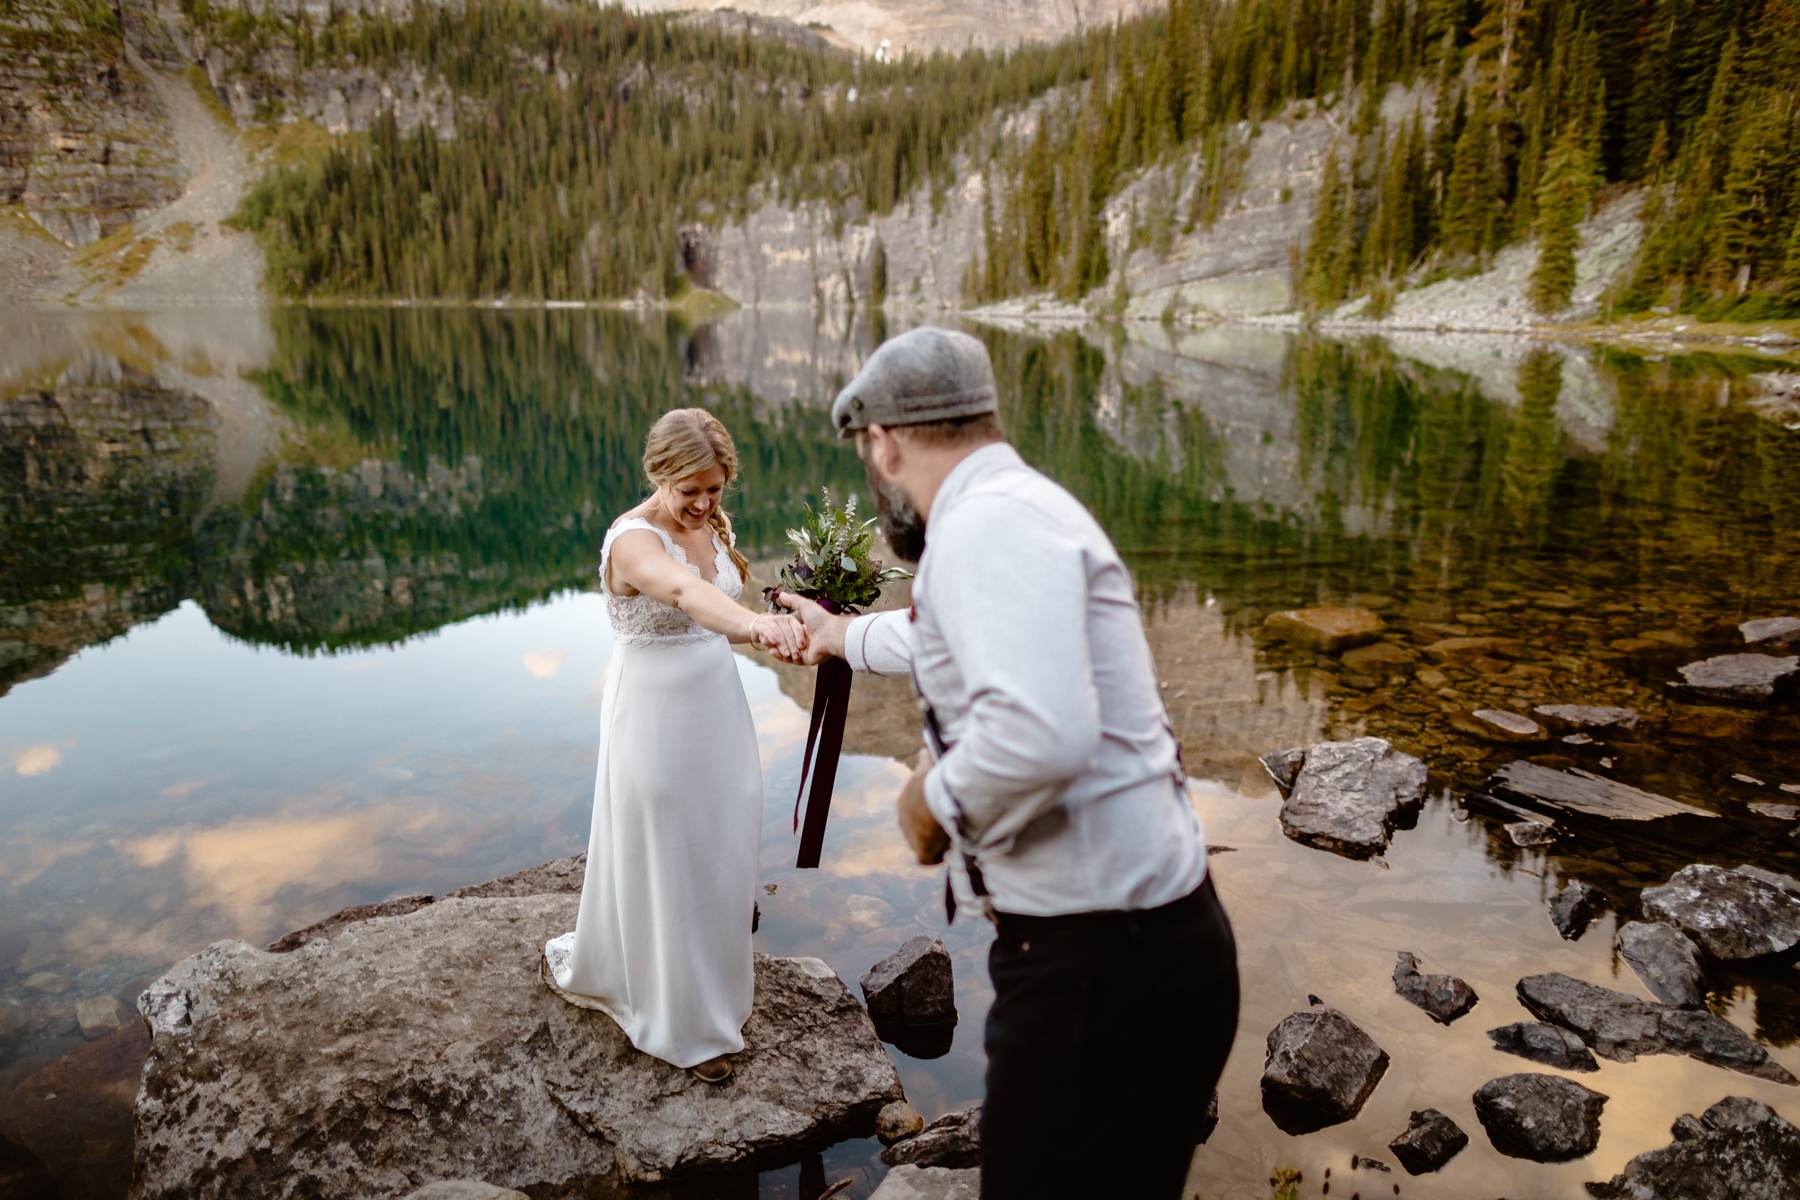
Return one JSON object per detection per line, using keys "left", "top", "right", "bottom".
{"left": 193, "top": 456, "right": 596, "bottom": 652}
{"left": 0, "top": 361, "right": 217, "bottom": 693}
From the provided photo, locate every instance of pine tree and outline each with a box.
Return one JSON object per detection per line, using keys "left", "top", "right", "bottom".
{"left": 1529, "top": 122, "right": 1591, "bottom": 313}
{"left": 1301, "top": 146, "right": 1348, "bottom": 309}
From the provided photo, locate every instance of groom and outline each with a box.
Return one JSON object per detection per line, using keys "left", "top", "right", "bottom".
{"left": 776, "top": 327, "right": 1239, "bottom": 1200}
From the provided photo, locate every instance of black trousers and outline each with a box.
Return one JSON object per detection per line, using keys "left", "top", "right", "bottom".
{"left": 979, "top": 874, "right": 1239, "bottom": 1200}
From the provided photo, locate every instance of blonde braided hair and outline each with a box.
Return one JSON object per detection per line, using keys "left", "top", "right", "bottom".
{"left": 642, "top": 408, "right": 750, "bottom": 583}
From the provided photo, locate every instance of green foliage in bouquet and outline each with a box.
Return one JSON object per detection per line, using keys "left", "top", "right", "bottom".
{"left": 767, "top": 489, "right": 911, "bottom": 614}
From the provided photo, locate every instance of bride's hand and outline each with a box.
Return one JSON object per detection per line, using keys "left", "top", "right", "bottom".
{"left": 751, "top": 613, "right": 806, "bottom": 660}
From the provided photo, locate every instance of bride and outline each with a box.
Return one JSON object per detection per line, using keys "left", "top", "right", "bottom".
{"left": 543, "top": 408, "right": 805, "bottom": 1083}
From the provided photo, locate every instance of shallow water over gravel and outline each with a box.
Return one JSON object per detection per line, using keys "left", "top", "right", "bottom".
{"left": 2, "top": 306, "right": 1797, "bottom": 1199}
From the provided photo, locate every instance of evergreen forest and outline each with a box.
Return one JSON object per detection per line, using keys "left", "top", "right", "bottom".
{"left": 213, "top": 0, "right": 1800, "bottom": 320}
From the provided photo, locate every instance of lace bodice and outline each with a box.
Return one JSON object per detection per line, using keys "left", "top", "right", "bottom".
{"left": 600, "top": 516, "right": 741, "bottom": 645}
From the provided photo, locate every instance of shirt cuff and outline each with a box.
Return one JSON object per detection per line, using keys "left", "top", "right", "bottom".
{"left": 842, "top": 612, "right": 881, "bottom": 673}
{"left": 921, "top": 763, "right": 965, "bottom": 838}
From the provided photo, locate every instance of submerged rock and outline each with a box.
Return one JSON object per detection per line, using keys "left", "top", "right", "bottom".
{"left": 1263, "top": 605, "right": 1384, "bottom": 653}
{"left": 1586, "top": 1095, "right": 1800, "bottom": 1200}
{"left": 1340, "top": 641, "right": 1415, "bottom": 672}
{"left": 133, "top": 895, "right": 904, "bottom": 1199}
{"left": 0, "top": 1131, "right": 56, "bottom": 1200}
{"left": 1641, "top": 864, "right": 1800, "bottom": 962}
{"left": 1549, "top": 881, "right": 1604, "bottom": 940}
{"left": 1516, "top": 972, "right": 1797, "bottom": 1084}
{"left": 1270, "top": 737, "right": 1428, "bottom": 859}
{"left": 881, "top": 1104, "right": 982, "bottom": 1170}
{"left": 861, "top": 936, "right": 956, "bottom": 1032}
{"left": 1456, "top": 709, "right": 1545, "bottom": 743}
{"left": 1260, "top": 1008, "right": 1389, "bottom": 1133}
{"left": 1488, "top": 761, "right": 1717, "bottom": 823}
{"left": 1387, "top": 1108, "right": 1469, "bottom": 1175}
{"left": 1533, "top": 704, "right": 1640, "bottom": 733}
{"left": 1473, "top": 1073, "right": 1606, "bottom": 1162}
{"left": 1392, "top": 952, "right": 1478, "bottom": 1024}
{"left": 75, "top": 994, "right": 123, "bottom": 1039}
{"left": 1672, "top": 654, "right": 1800, "bottom": 706}
{"left": 1486, "top": 1021, "right": 1599, "bottom": 1071}
{"left": 1616, "top": 922, "right": 1705, "bottom": 1008}
{"left": 1506, "top": 820, "right": 1558, "bottom": 847}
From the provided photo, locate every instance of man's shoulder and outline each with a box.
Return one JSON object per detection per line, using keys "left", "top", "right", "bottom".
{"left": 945, "top": 463, "right": 1107, "bottom": 546}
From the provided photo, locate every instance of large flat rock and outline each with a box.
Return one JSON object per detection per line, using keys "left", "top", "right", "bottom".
{"left": 1516, "top": 972, "right": 1795, "bottom": 1084}
{"left": 132, "top": 894, "right": 903, "bottom": 1199}
{"left": 1263, "top": 605, "right": 1384, "bottom": 652}
{"left": 1486, "top": 761, "right": 1717, "bottom": 823}
{"left": 1270, "top": 737, "right": 1428, "bottom": 859}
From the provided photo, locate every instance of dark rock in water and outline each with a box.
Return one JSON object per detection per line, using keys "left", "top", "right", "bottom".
{"left": 880, "top": 1104, "right": 982, "bottom": 1169}
{"left": 1393, "top": 952, "right": 1478, "bottom": 1025}
{"left": 1488, "top": 761, "right": 1717, "bottom": 823}
{"left": 133, "top": 895, "right": 904, "bottom": 1199}
{"left": 1672, "top": 653, "right": 1800, "bottom": 706}
{"left": 1506, "top": 820, "right": 1558, "bottom": 847}
{"left": 1516, "top": 972, "right": 1797, "bottom": 1083}
{"left": 1260, "top": 746, "right": 1308, "bottom": 795}
{"left": 1640, "top": 864, "right": 1800, "bottom": 961}
{"left": 1586, "top": 1095, "right": 1800, "bottom": 1199}
{"left": 1197, "top": 1090, "right": 1219, "bottom": 1145}
{"left": 446, "top": 853, "right": 585, "bottom": 898}
{"left": 1350, "top": 1154, "right": 1391, "bottom": 1172}
{"left": 1456, "top": 709, "right": 1545, "bottom": 743}
{"left": 1261, "top": 1008, "right": 1390, "bottom": 1133}
{"left": 267, "top": 895, "right": 435, "bottom": 952}
{"left": 1387, "top": 1108, "right": 1469, "bottom": 1175}
{"left": 1533, "top": 704, "right": 1640, "bottom": 733}
{"left": 861, "top": 936, "right": 956, "bottom": 1033}
{"left": 1273, "top": 737, "right": 1429, "bottom": 859}
{"left": 1616, "top": 921, "right": 1705, "bottom": 1008}
{"left": 1740, "top": 617, "right": 1800, "bottom": 651}
{"left": 1487, "top": 1022, "right": 1599, "bottom": 1071}
{"left": 1473, "top": 1073, "right": 1606, "bottom": 1162}
{"left": 1263, "top": 605, "right": 1384, "bottom": 653}
{"left": 1549, "top": 881, "right": 1603, "bottom": 940}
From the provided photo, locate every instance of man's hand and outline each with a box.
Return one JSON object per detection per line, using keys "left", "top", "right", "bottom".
{"left": 773, "top": 590, "right": 852, "bottom": 665}
{"left": 897, "top": 748, "right": 951, "bottom": 865}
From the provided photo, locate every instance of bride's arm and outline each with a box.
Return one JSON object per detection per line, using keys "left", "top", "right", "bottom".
{"left": 609, "top": 530, "right": 804, "bottom": 655}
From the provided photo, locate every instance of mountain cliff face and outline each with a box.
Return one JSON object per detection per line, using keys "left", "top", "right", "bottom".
{"left": 0, "top": 0, "right": 184, "bottom": 247}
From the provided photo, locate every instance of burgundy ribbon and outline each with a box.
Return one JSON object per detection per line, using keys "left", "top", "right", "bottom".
{"left": 792, "top": 599, "right": 853, "bottom": 869}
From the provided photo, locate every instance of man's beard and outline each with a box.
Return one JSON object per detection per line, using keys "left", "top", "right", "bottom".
{"left": 864, "top": 459, "right": 927, "bottom": 564}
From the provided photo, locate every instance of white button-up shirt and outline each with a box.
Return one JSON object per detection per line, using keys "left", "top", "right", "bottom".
{"left": 844, "top": 443, "right": 1208, "bottom": 917}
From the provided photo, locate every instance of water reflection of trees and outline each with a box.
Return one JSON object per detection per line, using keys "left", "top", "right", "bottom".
{"left": 8, "top": 310, "right": 1798, "bottom": 668}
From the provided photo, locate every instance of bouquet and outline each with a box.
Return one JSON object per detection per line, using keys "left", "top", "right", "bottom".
{"left": 765, "top": 489, "right": 911, "bottom": 616}
{"left": 765, "top": 490, "right": 910, "bottom": 869}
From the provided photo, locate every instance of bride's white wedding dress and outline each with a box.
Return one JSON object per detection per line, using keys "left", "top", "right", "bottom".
{"left": 543, "top": 515, "right": 763, "bottom": 1068}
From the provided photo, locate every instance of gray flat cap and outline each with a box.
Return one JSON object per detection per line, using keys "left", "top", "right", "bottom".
{"left": 831, "top": 327, "right": 998, "bottom": 439}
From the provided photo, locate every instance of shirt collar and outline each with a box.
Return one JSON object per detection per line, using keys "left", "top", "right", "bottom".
{"left": 928, "top": 441, "right": 1022, "bottom": 523}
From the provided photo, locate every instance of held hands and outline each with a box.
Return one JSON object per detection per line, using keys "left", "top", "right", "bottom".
{"left": 749, "top": 612, "right": 807, "bottom": 660}
{"left": 770, "top": 591, "right": 850, "bottom": 666}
